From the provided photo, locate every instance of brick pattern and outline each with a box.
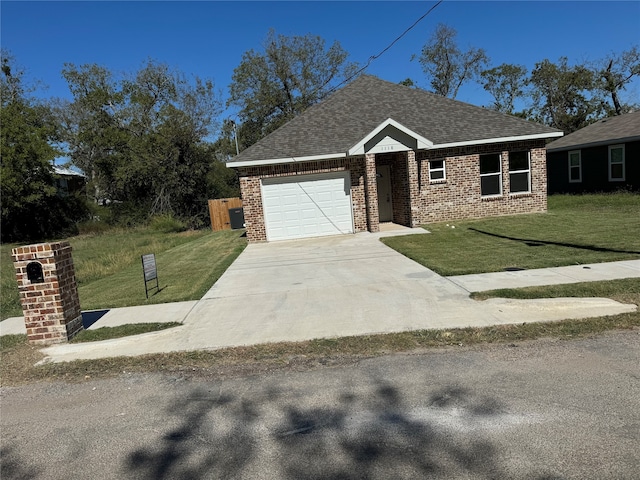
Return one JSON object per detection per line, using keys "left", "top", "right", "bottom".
{"left": 364, "top": 153, "right": 380, "bottom": 233}
{"left": 236, "top": 139, "right": 549, "bottom": 242}
{"left": 12, "top": 242, "right": 83, "bottom": 345}
{"left": 407, "top": 150, "right": 420, "bottom": 227}
{"left": 414, "top": 140, "right": 548, "bottom": 224}
{"left": 238, "top": 157, "right": 368, "bottom": 242}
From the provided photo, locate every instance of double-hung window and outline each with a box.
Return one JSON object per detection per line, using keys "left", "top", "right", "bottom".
{"left": 608, "top": 145, "right": 625, "bottom": 181}
{"left": 480, "top": 153, "right": 502, "bottom": 196}
{"left": 429, "top": 159, "right": 446, "bottom": 182}
{"left": 568, "top": 150, "right": 582, "bottom": 183}
{"left": 509, "top": 151, "right": 531, "bottom": 193}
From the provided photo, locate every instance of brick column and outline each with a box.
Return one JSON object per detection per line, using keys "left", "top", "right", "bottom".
{"left": 364, "top": 153, "right": 379, "bottom": 233}
{"left": 239, "top": 174, "right": 267, "bottom": 242}
{"left": 12, "top": 242, "right": 83, "bottom": 345}
{"left": 407, "top": 150, "right": 421, "bottom": 227}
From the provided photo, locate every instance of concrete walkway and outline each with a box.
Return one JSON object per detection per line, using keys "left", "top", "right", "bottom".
{"left": 10, "top": 227, "right": 634, "bottom": 364}
{"left": 449, "top": 259, "right": 640, "bottom": 292}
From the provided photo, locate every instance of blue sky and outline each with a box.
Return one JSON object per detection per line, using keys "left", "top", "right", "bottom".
{"left": 2, "top": 1, "right": 640, "bottom": 117}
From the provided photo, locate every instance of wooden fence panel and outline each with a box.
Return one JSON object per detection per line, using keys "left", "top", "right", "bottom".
{"left": 208, "top": 198, "right": 243, "bottom": 231}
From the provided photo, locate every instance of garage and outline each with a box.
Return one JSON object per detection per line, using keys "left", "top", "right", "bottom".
{"left": 261, "top": 172, "right": 354, "bottom": 241}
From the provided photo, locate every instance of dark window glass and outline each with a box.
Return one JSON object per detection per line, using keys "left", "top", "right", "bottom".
{"left": 510, "top": 172, "right": 529, "bottom": 193}
{"left": 481, "top": 176, "right": 501, "bottom": 196}
{"left": 611, "top": 163, "right": 623, "bottom": 179}
{"left": 480, "top": 154, "right": 500, "bottom": 174}
{"left": 509, "top": 151, "right": 529, "bottom": 171}
{"left": 569, "top": 167, "right": 580, "bottom": 181}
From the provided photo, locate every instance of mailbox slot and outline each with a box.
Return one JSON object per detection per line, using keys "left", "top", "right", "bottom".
{"left": 26, "top": 262, "right": 44, "bottom": 283}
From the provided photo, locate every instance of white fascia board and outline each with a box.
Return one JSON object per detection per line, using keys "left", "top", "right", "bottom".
{"left": 347, "top": 118, "right": 433, "bottom": 156}
{"left": 227, "top": 152, "right": 347, "bottom": 168}
{"left": 432, "top": 131, "right": 564, "bottom": 150}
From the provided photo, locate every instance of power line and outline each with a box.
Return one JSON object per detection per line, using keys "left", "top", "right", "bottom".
{"left": 324, "top": 0, "right": 443, "bottom": 96}
{"left": 230, "top": 0, "right": 443, "bottom": 158}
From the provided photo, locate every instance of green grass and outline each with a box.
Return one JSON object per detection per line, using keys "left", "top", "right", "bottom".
{"left": 77, "top": 229, "right": 245, "bottom": 310}
{"left": 382, "top": 192, "right": 640, "bottom": 276}
{"left": 471, "top": 277, "right": 640, "bottom": 303}
{"left": 70, "top": 322, "right": 182, "bottom": 343}
{"left": 3, "top": 312, "right": 638, "bottom": 386}
{"left": 1, "top": 228, "right": 247, "bottom": 319}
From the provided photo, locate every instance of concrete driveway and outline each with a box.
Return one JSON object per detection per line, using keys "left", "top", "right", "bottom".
{"left": 39, "top": 228, "right": 636, "bottom": 363}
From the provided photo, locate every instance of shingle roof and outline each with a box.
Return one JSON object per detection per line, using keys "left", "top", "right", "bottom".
{"left": 547, "top": 111, "right": 640, "bottom": 152}
{"left": 229, "top": 75, "right": 562, "bottom": 164}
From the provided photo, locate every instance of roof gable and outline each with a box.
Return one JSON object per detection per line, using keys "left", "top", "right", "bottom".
{"left": 547, "top": 111, "right": 640, "bottom": 152}
{"left": 348, "top": 118, "right": 433, "bottom": 155}
{"left": 229, "top": 75, "right": 562, "bottom": 167}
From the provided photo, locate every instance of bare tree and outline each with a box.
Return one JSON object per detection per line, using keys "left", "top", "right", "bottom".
{"left": 597, "top": 46, "right": 640, "bottom": 115}
{"left": 416, "top": 24, "right": 489, "bottom": 98}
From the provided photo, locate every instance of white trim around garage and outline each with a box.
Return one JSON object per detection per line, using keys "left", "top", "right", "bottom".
{"left": 261, "top": 171, "right": 354, "bottom": 241}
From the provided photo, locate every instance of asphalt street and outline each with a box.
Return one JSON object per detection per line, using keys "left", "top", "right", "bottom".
{"left": 2, "top": 331, "right": 639, "bottom": 479}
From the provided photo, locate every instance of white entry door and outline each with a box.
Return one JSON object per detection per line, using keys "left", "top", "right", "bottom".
{"left": 261, "top": 172, "right": 354, "bottom": 241}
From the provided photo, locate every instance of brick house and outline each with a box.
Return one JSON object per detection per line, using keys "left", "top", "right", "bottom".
{"left": 546, "top": 111, "right": 640, "bottom": 194}
{"left": 227, "top": 75, "right": 563, "bottom": 242}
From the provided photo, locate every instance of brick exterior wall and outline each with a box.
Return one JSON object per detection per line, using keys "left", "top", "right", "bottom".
{"left": 364, "top": 153, "right": 379, "bottom": 233}
{"left": 236, "top": 139, "right": 548, "bottom": 242}
{"left": 238, "top": 157, "right": 368, "bottom": 242}
{"left": 414, "top": 140, "right": 548, "bottom": 224}
{"left": 12, "top": 242, "right": 83, "bottom": 345}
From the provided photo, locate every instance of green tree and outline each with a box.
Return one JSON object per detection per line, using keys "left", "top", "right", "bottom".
{"left": 1, "top": 51, "right": 87, "bottom": 241}
{"left": 58, "top": 60, "right": 225, "bottom": 226}
{"left": 481, "top": 63, "right": 529, "bottom": 114}
{"left": 416, "top": 23, "right": 489, "bottom": 98}
{"left": 528, "top": 57, "right": 605, "bottom": 134}
{"left": 596, "top": 46, "right": 640, "bottom": 115}
{"left": 228, "top": 29, "right": 357, "bottom": 148}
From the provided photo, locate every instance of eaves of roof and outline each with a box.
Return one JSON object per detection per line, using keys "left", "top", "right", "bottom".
{"left": 547, "top": 111, "right": 640, "bottom": 152}
{"left": 228, "top": 75, "right": 563, "bottom": 168}
{"left": 547, "top": 135, "right": 640, "bottom": 153}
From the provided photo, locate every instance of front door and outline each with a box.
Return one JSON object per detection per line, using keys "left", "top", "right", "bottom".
{"left": 376, "top": 164, "right": 393, "bottom": 222}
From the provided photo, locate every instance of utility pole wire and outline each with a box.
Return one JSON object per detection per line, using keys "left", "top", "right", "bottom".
{"left": 230, "top": 0, "right": 443, "bottom": 158}
{"left": 324, "top": 0, "right": 444, "bottom": 96}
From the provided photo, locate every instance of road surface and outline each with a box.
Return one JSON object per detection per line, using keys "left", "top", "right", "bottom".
{"left": 2, "top": 331, "right": 639, "bottom": 479}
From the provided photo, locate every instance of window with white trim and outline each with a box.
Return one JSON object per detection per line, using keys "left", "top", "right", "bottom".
{"left": 509, "top": 151, "right": 531, "bottom": 193}
{"left": 568, "top": 150, "right": 582, "bottom": 183}
{"left": 608, "top": 144, "right": 625, "bottom": 181}
{"left": 480, "top": 153, "right": 502, "bottom": 196}
{"left": 429, "top": 159, "right": 446, "bottom": 182}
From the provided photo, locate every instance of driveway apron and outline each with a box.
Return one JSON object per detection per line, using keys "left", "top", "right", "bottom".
{"left": 181, "top": 231, "right": 634, "bottom": 349}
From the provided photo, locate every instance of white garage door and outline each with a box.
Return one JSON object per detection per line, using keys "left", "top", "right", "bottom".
{"left": 262, "top": 172, "right": 354, "bottom": 241}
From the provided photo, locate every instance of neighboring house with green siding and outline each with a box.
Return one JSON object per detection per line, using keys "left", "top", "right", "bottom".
{"left": 546, "top": 111, "right": 640, "bottom": 194}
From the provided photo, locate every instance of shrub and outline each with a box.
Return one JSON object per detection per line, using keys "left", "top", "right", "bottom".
{"left": 149, "top": 214, "right": 187, "bottom": 233}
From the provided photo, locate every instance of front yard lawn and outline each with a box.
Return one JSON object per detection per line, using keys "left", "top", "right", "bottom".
{"left": 382, "top": 193, "right": 640, "bottom": 276}
{"left": 1, "top": 229, "right": 247, "bottom": 319}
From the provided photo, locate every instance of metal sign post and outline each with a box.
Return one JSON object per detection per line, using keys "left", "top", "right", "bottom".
{"left": 141, "top": 253, "right": 159, "bottom": 299}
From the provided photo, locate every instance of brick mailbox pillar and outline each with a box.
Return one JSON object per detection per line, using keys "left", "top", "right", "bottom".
{"left": 12, "top": 242, "right": 83, "bottom": 345}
